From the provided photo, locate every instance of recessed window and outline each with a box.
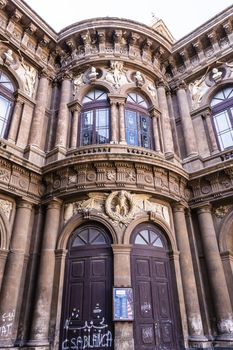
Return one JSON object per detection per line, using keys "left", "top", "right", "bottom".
{"left": 80, "top": 89, "right": 109, "bottom": 146}
{"left": 125, "top": 92, "right": 152, "bottom": 149}
{"left": 0, "top": 71, "right": 15, "bottom": 138}
{"left": 210, "top": 86, "right": 233, "bottom": 151}
{"left": 71, "top": 226, "right": 111, "bottom": 247}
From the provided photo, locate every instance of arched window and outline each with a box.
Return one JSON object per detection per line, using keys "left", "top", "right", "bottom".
{"left": 210, "top": 86, "right": 233, "bottom": 151}
{"left": 125, "top": 92, "right": 152, "bottom": 149}
{"left": 0, "top": 70, "right": 15, "bottom": 138}
{"left": 80, "top": 89, "right": 110, "bottom": 146}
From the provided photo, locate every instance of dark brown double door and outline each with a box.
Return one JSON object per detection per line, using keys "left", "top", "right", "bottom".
{"left": 131, "top": 224, "right": 178, "bottom": 350}
{"left": 60, "top": 224, "right": 113, "bottom": 350}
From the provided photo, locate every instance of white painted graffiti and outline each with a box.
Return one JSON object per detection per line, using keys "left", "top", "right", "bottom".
{"left": 62, "top": 317, "right": 112, "bottom": 350}
{"left": 0, "top": 310, "right": 15, "bottom": 338}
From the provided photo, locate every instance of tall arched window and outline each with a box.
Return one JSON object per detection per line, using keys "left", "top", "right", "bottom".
{"left": 80, "top": 89, "right": 110, "bottom": 146}
{"left": 0, "top": 70, "right": 15, "bottom": 138}
{"left": 125, "top": 92, "right": 153, "bottom": 149}
{"left": 210, "top": 86, "right": 233, "bottom": 151}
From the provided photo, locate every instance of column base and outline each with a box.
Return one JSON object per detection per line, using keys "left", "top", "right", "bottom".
{"left": 26, "top": 339, "right": 50, "bottom": 347}
{"left": 215, "top": 332, "right": 233, "bottom": 341}
{"left": 24, "top": 145, "right": 45, "bottom": 166}
{"left": 45, "top": 146, "right": 67, "bottom": 163}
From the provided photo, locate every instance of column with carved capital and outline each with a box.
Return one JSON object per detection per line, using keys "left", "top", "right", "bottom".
{"left": 55, "top": 73, "right": 72, "bottom": 149}
{"left": 156, "top": 81, "right": 174, "bottom": 157}
{"left": 0, "top": 199, "right": 33, "bottom": 346}
{"left": 112, "top": 244, "right": 134, "bottom": 350}
{"left": 202, "top": 109, "right": 219, "bottom": 153}
{"left": 119, "top": 100, "right": 126, "bottom": 144}
{"left": 70, "top": 102, "right": 81, "bottom": 149}
{"left": 150, "top": 107, "right": 161, "bottom": 152}
{"left": 109, "top": 97, "right": 118, "bottom": 144}
{"left": 28, "top": 71, "right": 50, "bottom": 148}
{"left": 173, "top": 204, "right": 207, "bottom": 342}
{"left": 28, "top": 199, "right": 62, "bottom": 346}
{"left": 176, "top": 82, "right": 198, "bottom": 157}
{"left": 196, "top": 204, "right": 233, "bottom": 340}
{"left": 7, "top": 96, "right": 23, "bottom": 143}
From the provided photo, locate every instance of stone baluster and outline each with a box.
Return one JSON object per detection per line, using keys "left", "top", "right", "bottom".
{"left": 176, "top": 81, "right": 198, "bottom": 157}
{"left": 7, "top": 97, "right": 23, "bottom": 143}
{"left": 28, "top": 71, "right": 50, "bottom": 148}
{"left": 157, "top": 80, "right": 174, "bottom": 157}
{"left": 173, "top": 204, "right": 207, "bottom": 343}
{"left": 202, "top": 109, "right": 219, "bottom": 153}
{"left": 150, "top": 107, "right": 161, "bottom": 152}
{"left": 196, "top": 205, "right": 233, "bottom": 340}
{"left": 70, "top": 102, "right": 81, "bottom": 149}
{"left": 55, "top": 73, "right": 72, "bottom": 149}
{"left": 28, "top": 199, "right": 62, "bottom": 346}
{"left": 0, "top": 199, "right": 33, "bottom": 346}
{"left": 112, "top": 245, "right": 134, "bottom": 350}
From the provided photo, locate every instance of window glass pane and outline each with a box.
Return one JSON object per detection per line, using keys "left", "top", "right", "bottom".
{"left": 96, "top": 108, "right": 109, "bottom": 144}
{"left": 0, "top": 96, "right": 11, "bottom": 138}
{"left": 140, "top": 230, "right": 149, "bottom": 243}
{"left": 79, "top": 229, "right": 89, "bottom": 243}
{"left": 127, "top": 93, "right": 137, "bottom": 104}
{"left": 95, "top": 90, "right": 107, "bottom": 100}
{"left": 92, "top": 234, "right": 107, "bottom": 244}
{"left": 223, "top": 87, "right": 233, "bottom": 99}
{"left": 149, "top": 231, "right": 158, "bottom": 244}
{"left": 80, "top": 111, "right": 93, "bottom": 146}
{"left": 125, "top": 110, "right": 138, "bottom": 146}
{"left": 153, "top": 237, "right": 163, "bottom": 248}
{"left": 135, "top": 233, "right": 148, "bottom": 245}
{"left": 72, "top": 236, "right": 86, "bottom": 247}
{"left": 219, "top": 131, "right": 233, "bottom": 150}
{"left": 83, "top": 89, "right": 107, "bottom": 104}
{"left": 140, "top": 115, "right": 151, "bottom": 148}
{"left": 214, "top": 111, "right": 231, "bottom": 132}
{"left": 0, "top": 72, "right": 14, "bottom": 92}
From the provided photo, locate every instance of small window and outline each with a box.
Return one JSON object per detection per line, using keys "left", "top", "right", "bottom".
{"left": 71, "top": 226, "right": 110, "bottom": 247}
{"left": 134, "top": 228, "right": 164, "bottom": 248}
{"left": 0, "top": 70, "right": 15, "bottom": 138}
{"left": 80, "top": 89, "right": 110, "bottom": 146}
{"left": 125, "top": 92, "right": 152, "bottom": 149}
{"left": 210, "top": 86, "right": 233, "bottom": 151}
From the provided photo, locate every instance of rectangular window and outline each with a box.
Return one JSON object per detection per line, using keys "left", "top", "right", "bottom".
{"left": 140, "top": 115, "right": 151, "bottom": 148}
{"left": 213, "top": 110, "right": 233, "bottom": 150}
{"left": 96, "top": 108, "right": 109, "bottom": 144}
{"left": 0, "top": 96, "right": 12, "bottom": 138}
{"left": 80, "top": 110, "right": 93, "bottom": 146}
{"left": 125, "top": 110, "right": 138, "bottom": 146}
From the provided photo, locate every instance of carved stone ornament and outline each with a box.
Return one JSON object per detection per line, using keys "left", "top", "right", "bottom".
{"left": 218, "top": 317, "right": 233, "bottom": 334}
{"left": 64, "top": 191, "right": 170, "bottom": 227}
{"left": 214, "top": 205, "right": 232, "bottom": 218}
{"left": 0, "top": 199, "right": 13, "bottom": 219}
{"left": 105, "top": 61, "right": 128, "bottom": 88}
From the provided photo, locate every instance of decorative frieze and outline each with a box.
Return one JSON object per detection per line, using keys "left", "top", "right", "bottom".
{"left": 64, "top": 191, "right": 171, "bottom": 227}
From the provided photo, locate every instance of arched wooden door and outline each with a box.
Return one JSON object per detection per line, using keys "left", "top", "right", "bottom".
{"left": 131, "top": 223, "right": 178, "bottom": 350}
{"left": 60, "top": 223, "right": 113, "bottom": 350}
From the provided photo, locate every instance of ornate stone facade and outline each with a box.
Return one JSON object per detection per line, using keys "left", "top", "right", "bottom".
{"left": 0, "top": 1, "right": 233, "bottom": 350}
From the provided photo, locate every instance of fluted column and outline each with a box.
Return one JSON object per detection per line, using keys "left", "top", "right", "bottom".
{"left": 112, "top": 245, "right": 134, "bottom": 350}
{"left": 119, "top": 101, "right": 126, "bottom": 144}
{"left": 7, "top": 97, "right": 23, "bottom": 143}
{"left": 28, "top": 72, "right": 50, "bottom": 148}
{"left": 110, "top": 100, "right": 118, "bottom": 144}
{"left": 173, "top": 204, "right": 207, "bottom": 342}
{"left": 55, "top": 73, "right": 72, "bottom": 149}
{"left": 176, "top": 82, "right": 198, "bottom": 157}
{"left": 28, "top": 199, "right": 62, "bottom": 346}
{"left": 150, "top": 107, "right": 161, "bottom": 152}
{"left": 157, "top": 81, "right": 174, "bottom": 156}
{"left": 197, "top": 205, "right": 233, "bottom": 340}
{"left": 70, "top": 103, "right": 81, "bottom": 149}
{"left": 0, "top": 199, "right": 33, "bottom": 346}
{"left": 203, "top": 109, "right": 219, "bottom": 153}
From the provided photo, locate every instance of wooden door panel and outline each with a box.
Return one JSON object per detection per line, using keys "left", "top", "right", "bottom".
{"left": 136, "top": 258, "right": 150, "bottom": 277}
{"left": 69, "top": 283, "right": 84, "bottom": 318}
{"left": 90, "top": 281, "right": 107, "bottom": 320}
{"left": 137, "top": 281, "right": 153, "bottom": 318}
{"left": 136, "top": 323, "right": 156, "bottom": 348}
{"left": 157, "top": 282, "right": 171, "bottom": 319}
{"left": 160, "top": 321, "right": 174, "bottom": 348}
{"left": 71, "top": 260, "right": 85, "bottom": 278}
{"left": 90, "top": 258, "right": 106, "bottom": 277}
{"left": 153, "top": 260, "right": 167, "bottom": 279}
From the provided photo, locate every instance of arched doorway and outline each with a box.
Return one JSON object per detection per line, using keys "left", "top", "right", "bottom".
{"left": 60, "top": 223, "right": 113, "bottom": 350}
{"left": 131, "top": 223, "right": 178, "bottom": 350}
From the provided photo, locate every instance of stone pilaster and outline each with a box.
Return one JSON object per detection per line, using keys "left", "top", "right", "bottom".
{"left": 108, "top": 96, "right": 118, "bottom": 144}
{"left": 28, "top": 72, "right": 50, "bottom": 148}
{"left": 70, "top": 102, "right": 81, "bottom": 149}
{"left": 157, "top": 81, "right": 174, "bottom": 157}
{"left": 28, "top": 199, "right": 62, "bottom": 346}
{"left": 203, "top": 109, "right": 219, "bottom": 154}
{"left": 197, "top": 204, "right": 233, "bottom": 340}
{"left": 55, "top": 73, "right": 72, "bottom": 149}
{"left": 150, "top": 107, "right": 161, "bottom": 152}
{"left": 119, "top": 100, "right": 126, "bottom": 144}
{"left": 112, "top": 245, "right": 134, "bottom": 350}
{"left": 0, "top": 199, "right": 33, "bottom": 346}
{"left": 173, "top": 204, "right": 207, "bottom": 343}
{"left": 176, "top": 82, "right": 198, "bottom": 157}
{"left": 0, "top": 249, "right": 8, "bottom": 293}
{"left": 7, "top": 97, "right": 23, "bottom": 143}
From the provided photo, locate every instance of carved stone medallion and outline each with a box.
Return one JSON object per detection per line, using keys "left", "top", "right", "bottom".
{"left": 105, "top": 191, "right": 134, "bottom": 224}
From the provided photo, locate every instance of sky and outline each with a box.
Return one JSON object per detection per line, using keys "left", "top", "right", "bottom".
{"left": 24, "top": 0, "right": 233, "bottom": 40}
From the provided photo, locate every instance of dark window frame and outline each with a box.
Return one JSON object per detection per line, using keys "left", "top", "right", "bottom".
{"left": 0, "top": 71, "right": 15, "bottom": 139}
